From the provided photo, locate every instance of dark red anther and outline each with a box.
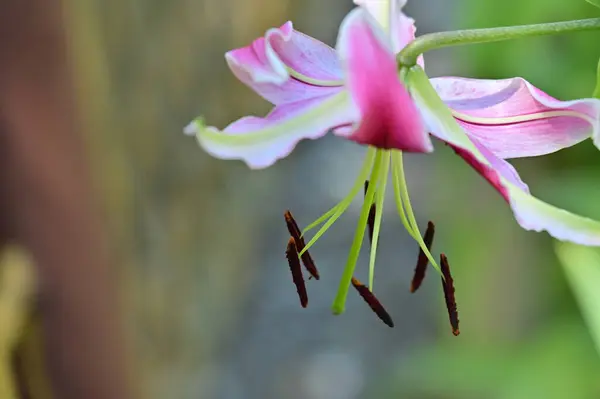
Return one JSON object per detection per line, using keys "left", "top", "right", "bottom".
{"left": 284, "top": 210, "right": 320, "bottom": 280}
{"left": 286, "top": 237, "right": 308, "bottom": 308}
{"left": 410, "top": 221, "right": 435, "bottom": 293}
{"left": 364, "top": 181, "right": 376, "bottom": 245}
{"left": 351, "top": 277, "right": 394, "bottom": 328}
{"left": 440, "top": 254, "right": 460, "bottom": 336}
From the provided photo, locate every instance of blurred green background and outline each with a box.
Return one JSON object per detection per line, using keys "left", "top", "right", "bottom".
{"left": 4, "top": 0, "right": 600, "bottom": 398}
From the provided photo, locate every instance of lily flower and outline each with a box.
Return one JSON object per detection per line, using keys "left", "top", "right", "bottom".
{"left": 184, "top": 0, "right": 600, "bottom": 314}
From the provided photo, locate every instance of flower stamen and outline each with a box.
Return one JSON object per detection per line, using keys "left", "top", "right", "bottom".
{"left": 367, "top": 151, "right": 391, "bottom": 289}
{"left": 440, "top": 254, "right": 460, "bottom": 336}
{"left": 392, "top": 151, "right": 442, "bottom": 274}
{"left": 351, "top": 277, "right": 394, "bottom": 328}
{"left": 286, "top": 237, "right": 308, "bottom": 308}
{"left": 285, "top": 210, "right": 320, "bottom": 279}
{"left": 299, "top": 148, "right": 378, "bottom": 255}
{"left": 364, "top": 181, "right": 377, "bottom": 245}
{"left": 410, "top": 221, "right": 435, "bottom": 293}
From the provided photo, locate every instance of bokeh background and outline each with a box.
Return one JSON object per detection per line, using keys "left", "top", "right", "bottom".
{"left": 3, "top": 0, "right": 600, "bottom": 398}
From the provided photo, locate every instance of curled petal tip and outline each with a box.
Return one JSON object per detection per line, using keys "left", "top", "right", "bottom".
{"left": 225, "top": 21, "right": 342, "bottom": 105}
{"left": 183, "top": 119, "right": 202, "bottom": 136}
{"left": 224, "top": 23, "right": 295, "bottom": 87}
{"left": 226, "top": 49, "right": 288, "bottom": 86}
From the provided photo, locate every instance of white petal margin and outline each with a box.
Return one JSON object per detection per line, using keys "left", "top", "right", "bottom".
{"left": 184, "top": 92, "right": 356, "bottom": 169}
{"left": 407, "top": 66, "right": 600, "bottom": 246}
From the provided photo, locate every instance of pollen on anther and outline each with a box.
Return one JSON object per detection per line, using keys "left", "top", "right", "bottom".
{"left": 410, "top": 221, "right": 435, "bottom": 293}
{"left": 351, "top": 277, "right": 394, "bottom": 328}
{"left": 440, "top": 254, "right": 460, "bottom": 336}
{"left": 284, "top": 210, "right": 320, "bottom": 280}
{"left": 364, "top": 181, "right": 376, "bottom": 245}
{"left": 286, "top": 237, "right": 308, "bottom": 308}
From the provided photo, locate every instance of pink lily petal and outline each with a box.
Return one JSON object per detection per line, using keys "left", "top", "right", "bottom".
{"left": 226, "top": 22, "right": 344, "bottom": 105}
{"left": 335, "top": 8, "right": 432, "bottom": 152}
{"left": 468, "top": 136, "right": 529, "bottom": 194}
{"left": 186, "top": 93, "right": 356, "bottom": 169}
{"left": 431, "top": 77, "right": 600, "bottom": 159}
{"left": 448, "top": 136, "right": 529, "bottom": 201}
{"left": 458, "top": 142, "right": 600, "bottom": 245}
{"left": 408, "top": 67, "right": 600, "bottom": 245}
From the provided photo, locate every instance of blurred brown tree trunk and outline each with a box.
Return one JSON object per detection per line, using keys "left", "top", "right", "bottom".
{"left": 0, "top": 1, "right": 135, "bottom": 398}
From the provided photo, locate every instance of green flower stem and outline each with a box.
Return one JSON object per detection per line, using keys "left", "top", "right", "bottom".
{"left": 398, "top": 18, "right": 600, "bottom": 67}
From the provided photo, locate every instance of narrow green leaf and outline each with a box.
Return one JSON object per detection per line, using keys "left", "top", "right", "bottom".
{"left": 555, "top": 242, "right": 600, "bottom": 356}
{"left": 593, "top": 58, "right": 600, "bottom": 99}
{"left": 586, "top": 0, "right": 600, "bottom": 8}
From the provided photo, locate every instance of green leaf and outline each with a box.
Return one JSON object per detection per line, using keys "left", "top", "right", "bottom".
{"left": 586, "top": 0, "right": 600, "bottom": 8}
{"left": 555, "top": 242, "right": 600, "bottom": 356}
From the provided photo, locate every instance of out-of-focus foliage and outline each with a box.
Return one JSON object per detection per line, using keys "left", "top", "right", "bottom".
{"left": 594, "top": 59, "right": 600, "bottom": 98}
{"left": 586, "top": 0, "right": 600, "bottom": 9}
{"left": 0, "top": 248, "right": 35, "bottom": 399}
{"left": 555, "top": 243, "right": 600, "bottom": 356}
{"left": 590, "top": 1, "right": 600, "bottom": 97}
{"left": 64, "top": 1, "right": 353, "bottom": 398}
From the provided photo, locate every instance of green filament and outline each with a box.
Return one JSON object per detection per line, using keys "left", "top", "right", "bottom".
{"left": 392, "top": 151, "right": 442, "bottom": 275}
{"left": 332, "top": 151, "right": 384, "bottom": 315}
{"left": 391, "top": 155, "right": 417, "bottom": 240}
{"left": 302, "top": 204, "right": 343, "bottom": 236}
{"left": 368, "top": 151, "right": 390, "bottom": 290}
{"left": 299, "top": 148, "right": 377, "bottom": 256}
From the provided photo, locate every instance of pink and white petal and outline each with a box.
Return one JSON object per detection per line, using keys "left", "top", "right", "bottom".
{"left": 468, "top": 136, "right": 529, "bottom": 193}
{"left": 226, "top": 22, "right": 343, "bottom": 105}
{"left": 266, "top": 27, "right": 343, "bottom": 82}
{"left": 334, "top": 8, "right": 432, "bottom": 152}
{"left": 408, "top": 66, "right": 600, "bottom": 245}
{"left": 185, "top": 92, "right": 357, "bottom": 169}
{"left": 431, "top": 76, "right": 600, "bottom": 158}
